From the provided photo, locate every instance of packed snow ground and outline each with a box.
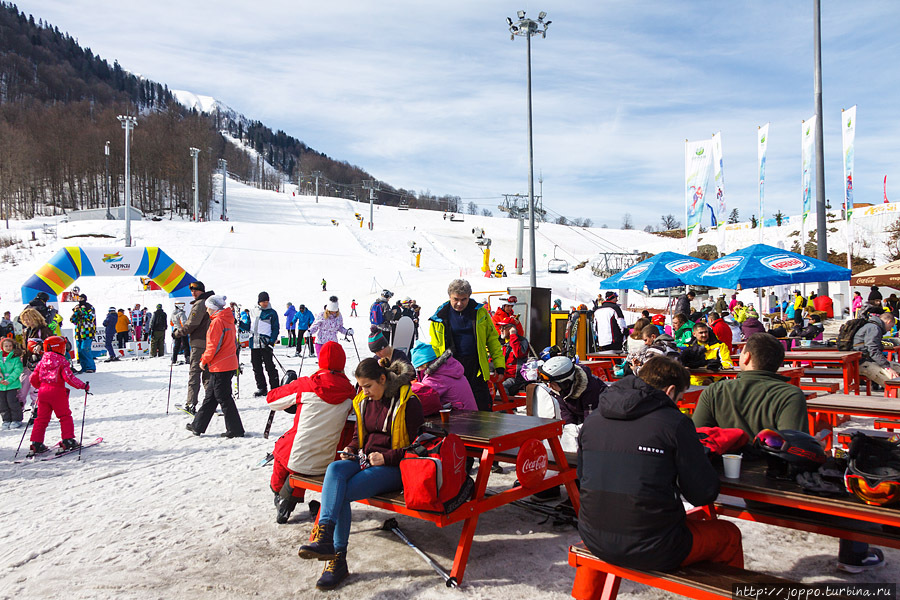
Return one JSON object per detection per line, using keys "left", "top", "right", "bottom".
{"left": 0, "top": 181, "right": 897, "bottom": 599}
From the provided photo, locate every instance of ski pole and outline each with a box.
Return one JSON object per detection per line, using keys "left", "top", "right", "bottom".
{"left": 270, "top": 348, "right": 286, "bottom": 375}
{"left": 166, "top": 361, "right": 174, "bottom": 414}
{"left": 348, "top": 333, "right": 361, "bottom": 362}
{"left": 381, "top": 518, "right": 457, "bottom": 588}
{"left": 14, "top": 407, "right": 34, "bottom": 459}
{"left": 78, "top": 388, "right": 89, "bottom": 461}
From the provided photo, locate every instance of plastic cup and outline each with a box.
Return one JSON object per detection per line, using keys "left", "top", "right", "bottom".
{"left": 722, "top": 454, "right": 742, "bottom": 479}
{"left": 439, "top": 409, "right": 451, "bottom": 424}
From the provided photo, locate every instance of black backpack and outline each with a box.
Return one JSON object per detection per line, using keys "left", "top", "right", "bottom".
{"left": 835, "top": 318, "right": 868, "bottom": 351}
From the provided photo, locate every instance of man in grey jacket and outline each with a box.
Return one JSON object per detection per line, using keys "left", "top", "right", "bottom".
{"left": 853, "top": 310, "right": 899, "bottom": 386}
{"left": 175, "top": 281, "right": 214, "bottom": 414}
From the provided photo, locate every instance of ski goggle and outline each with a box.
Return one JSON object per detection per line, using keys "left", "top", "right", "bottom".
{"left": 755, "top": 429, "right": 786, "bottom": 451}
{"left": 845, "top": 474, "right": 900, "bottom": 506}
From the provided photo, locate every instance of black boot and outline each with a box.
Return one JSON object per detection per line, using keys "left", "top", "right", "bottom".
{"left": 277, "top": 496, "right": 299, "bottom": 524}
{"left": 253, "top": 389, "right": 267, "bottom": 397}
{"left": 27, "top": 442, "right": 49, "bottom": 457}
{"left": 298, "top": 522, "right": 336, "bottom": 560}
{"left": 60, "top": 438, "right": 80, "bottom": 452}
{"left": 316, "top": 551, "right": 348, "bottom": 590}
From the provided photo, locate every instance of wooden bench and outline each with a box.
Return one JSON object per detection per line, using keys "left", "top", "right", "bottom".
{"left": 568, "top": 543, "right": 806, "bottom": 600}
{"left": 874, "top": 419, "right": 900, "bottom": 431}
{"left": 800, "top": 382, "right": 840, "bottom": 394}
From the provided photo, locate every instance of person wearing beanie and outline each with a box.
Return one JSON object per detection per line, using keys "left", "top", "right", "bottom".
{"left": 149, "top": 303, "right": 168, "bottom": 358}
{"left": 868, "top": 285, "right": 883, "bottom": 307}
{"left": 410, "top": 341, "right": 476, "bottom": 412}
{"left": 187, "top": 295, "right": 244, "bottom": 438}
{"left": 68, "top": 293, "right": 96, "bottom": 374}
{"left": 250, "top": 292, "right": 280, "bottom": 398}
{"left": 175, "top": 280, "right": 215, "bottom": 414}
{"left": 367, "top": 326, "right": 411, "bottom": 367}
{"left": 308, "top": 296, "right": 351, "bottom": 357}
{"left": 102, "top": 307, "right": 119, "bottom": 362}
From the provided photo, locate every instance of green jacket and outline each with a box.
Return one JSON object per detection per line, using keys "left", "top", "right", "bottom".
{"left": 0, "top": 352, "right": 23, "bottom": 391}
{"left": 428, "top": 300, "right": 505, "bottom": 382}
{"left": 692, "top": 369, "right": 808, "bottom": 438}
{"left": 673, "top": 322, "right": 694, "bottom": 347}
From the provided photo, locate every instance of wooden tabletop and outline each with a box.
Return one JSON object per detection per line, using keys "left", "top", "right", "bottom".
{"left": 805, "top": 393, "right": 900, "bottom": 417}
{"left": 783, "top": 350, "right": 861, "bottom": 361}
{"left": 433, "top": 410, "right": 561, "bottom": 446}
{"left": 718, "top": 461, "right": 900, "bottom": 526}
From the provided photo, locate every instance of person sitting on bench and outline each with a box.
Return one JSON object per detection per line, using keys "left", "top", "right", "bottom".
{"left": 577, "top": 356, "right": 743, "bottom": 578}
{"left": 297, "top": 357, "right": 423, "bottom": 590}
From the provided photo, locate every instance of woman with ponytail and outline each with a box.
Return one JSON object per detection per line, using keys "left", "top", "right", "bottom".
{"left": 297, "top": 356, "right": 423, "bottom": 590}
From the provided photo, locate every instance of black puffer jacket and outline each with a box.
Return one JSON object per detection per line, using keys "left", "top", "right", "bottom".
{"left": 577, "top": 375, "right": 719, "bottom": 571}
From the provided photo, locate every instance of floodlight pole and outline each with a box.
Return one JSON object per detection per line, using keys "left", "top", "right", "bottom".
{"left": 509, "top": 10, "right": 550, "bottom": 288}
{"left": 813, "top": 0, "right": 828, "bottom": 295}
{"left": 190, "top": 147, "right": 200, "bottom": 221}
{"left": 117, "top": 115, "right": 137, "bottom": 247}
{"left": 219, "top": 159, "right": 227, "bottom": 220}
{"left": 104, "top": 141, "right": 111, "bottom": 220}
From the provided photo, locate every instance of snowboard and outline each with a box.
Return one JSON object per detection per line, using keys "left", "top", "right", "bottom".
{"left": 392, "top": 316, "right": 415, "bottom": 356}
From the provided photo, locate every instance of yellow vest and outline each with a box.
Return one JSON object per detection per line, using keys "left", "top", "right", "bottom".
{"left": 353, "top": 383, "right": 413, "bottom": 452}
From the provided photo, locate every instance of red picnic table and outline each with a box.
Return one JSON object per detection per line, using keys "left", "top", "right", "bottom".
{"left": 289, "top": 411, "right": 579, "bottom": 586}
{"left": 782, "top": 350, "right": 862, "bottom": 395}
{"left": 688, "top": 366, "right": 805, "bottom": 386}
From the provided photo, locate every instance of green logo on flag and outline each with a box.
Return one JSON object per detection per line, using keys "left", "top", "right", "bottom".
{"left": 760, "top": 136, "right": 766, "bottom": 144}
{"left": 695, "top": 148, "right": 704, "bottom": 156}
{"left": 805, "top": 126, "right": 810, "bottom": 136}
{"left": 847, "top": 117, "right": 852, "bottom": 128}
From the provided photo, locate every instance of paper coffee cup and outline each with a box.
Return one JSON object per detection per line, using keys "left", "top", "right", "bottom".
{"left": 722, "top": 454, "right": 742, "bottom": 479}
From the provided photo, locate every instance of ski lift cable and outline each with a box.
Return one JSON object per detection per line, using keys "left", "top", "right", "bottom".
{"left": 540, "top": 205, "right": 625, "bottom": 253}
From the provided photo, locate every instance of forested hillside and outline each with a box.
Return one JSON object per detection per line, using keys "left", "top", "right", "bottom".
{"left": 0, "top": 2, "right": 461, "bottom": 220}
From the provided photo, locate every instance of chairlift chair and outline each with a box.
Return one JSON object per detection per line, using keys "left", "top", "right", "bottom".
{"left": 548, "top": 245, "right": 569, "bottom": 273}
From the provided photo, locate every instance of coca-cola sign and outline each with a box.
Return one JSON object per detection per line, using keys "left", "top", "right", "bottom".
{"left": 705, "top": 256, "right": 744, "bottom": 275}
{"left": 516, "top": 438, "right": 549, "bottom": 489}
{"left": 760, "top": 254, "right": 812, "bottom": 273}
{"left": 665, "top": 259, "right": 701, "bottom": 275}
{"left": 620, "top": 264, "right": 649, "bottom": 281}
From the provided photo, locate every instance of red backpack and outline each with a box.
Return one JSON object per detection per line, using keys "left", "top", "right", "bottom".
{"left": 400, "top": 427, "right": 474, "bottom": 513}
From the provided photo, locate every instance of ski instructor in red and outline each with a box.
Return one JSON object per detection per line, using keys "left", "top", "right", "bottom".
{"left": 28, "top": 336, "right": 89, "bottom": 457}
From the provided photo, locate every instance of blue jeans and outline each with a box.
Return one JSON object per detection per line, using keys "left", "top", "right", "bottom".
{"left": 319, "top": 459, "right": 402, "bottom": 552}
{"left": 77, "top": 338, "right": 96, "bottom": 371}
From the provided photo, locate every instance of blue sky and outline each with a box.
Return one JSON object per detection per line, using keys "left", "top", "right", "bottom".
{"left": 18, "top": 1, "right": 900, "bottom": 229}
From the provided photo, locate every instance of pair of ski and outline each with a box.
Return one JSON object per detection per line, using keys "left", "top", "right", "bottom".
{"left": 16, "top": 437, "right": 103, "bottom": 463}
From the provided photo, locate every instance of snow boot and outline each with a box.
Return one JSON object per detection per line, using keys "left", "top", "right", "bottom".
{"left": 185, "top": 423, "right": 200, "bottom": 436}
{"left": 27, "top": 442, "right": 49, "bottom": 458}
{"left": 253, "top": 389, "right": 267, "bottom": 398}
{"left": 60, "top": 438, "right": 80, "bottom": 452}
{"left": 316, "top": 551, "right": 348, "bottom": 590}
{"left": 277, "top": 496, "right": 299, "bottom": 524}
{"left": 298, "top": 522, "right": 337, "bottom": 560}
{"left": 2, "top": 422, "right": 9, "bottom": 430}
{"left": 184, "top": 404, "right": 197, "bottom": 415}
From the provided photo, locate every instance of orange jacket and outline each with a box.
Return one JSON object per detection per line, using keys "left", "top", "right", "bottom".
{"left": 201, "top": 309, "right": 239, "bottom": 372}
{"left": 115, "top": 313, "right": 130, "bottom": 333}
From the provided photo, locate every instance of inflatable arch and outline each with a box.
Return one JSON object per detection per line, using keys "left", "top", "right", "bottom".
{"left": 21, "top": 247, "right": 199, "bottom": 304}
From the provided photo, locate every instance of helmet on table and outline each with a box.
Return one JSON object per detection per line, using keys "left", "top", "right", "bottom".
{"left": 753, "top": 429, "right": 826, "bottom": 479}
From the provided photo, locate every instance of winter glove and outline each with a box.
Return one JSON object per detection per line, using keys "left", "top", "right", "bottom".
{"left": 494, "top": 367, "right": 506, "bottom": 378}
{"left": 346, "top": 328, "right": 354, "bottom": 337}
{"left": 84, "top": 382, "right": 90, "bottom": 393}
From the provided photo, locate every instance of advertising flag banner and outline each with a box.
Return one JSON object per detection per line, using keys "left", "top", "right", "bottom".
{"left": 684, "top": 138, "right": 712, "bottom": 244}
{"left": 842, "top": 106, "right": 856, "bottom": 219}
{"left": 801, "top": 116, "right": 816, "bottom": 224}
{"left": 711, "top": 132, "right": 726, "bottom": 227}
{"left": 757, "top": 123, "right": 769, "bottom": 241}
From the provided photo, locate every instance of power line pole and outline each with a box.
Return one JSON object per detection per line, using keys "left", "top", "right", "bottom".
{"left": 363, "top": 180, "right": 379, "bottom": 230}
{"left": 508, "top": 10, "right": 550, "bottom": 288}
{"left": 190, "top": 147, "right": 200, "bottom": 221}
{"left": 219, "top": 159, "right": 227, "bottom": 220}
{"left": 117, "top": 115, "right": 137, "bottom": 247}
{"left": 313, "top": 170, "right": 323, "bottom": 203}
{"left": 813, "top": 0, "right": 828, "bottom": 296}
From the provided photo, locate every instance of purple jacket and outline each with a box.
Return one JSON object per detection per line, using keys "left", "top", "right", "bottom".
{"left": 308, "top": 312, "right": 347, "bottom": 344}
{"left": 417, "top": 351, "right": 477, "bottom": 411}
{"left": 740, "top": 317, "right": 767, "bottom": 338}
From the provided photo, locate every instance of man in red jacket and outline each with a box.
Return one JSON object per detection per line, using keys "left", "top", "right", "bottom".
{"left": 492, "top": 296, "right": 524, "bottom": 336}
{"left": 707, "top": 312, "right": 733, "bottom": 353}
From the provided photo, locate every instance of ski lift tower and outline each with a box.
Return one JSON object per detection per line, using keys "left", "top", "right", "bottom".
{"left": 499, "top": 193, "right": 543, "bottom": 275}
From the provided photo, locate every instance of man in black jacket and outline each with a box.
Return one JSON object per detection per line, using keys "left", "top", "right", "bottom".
{"left": 577, "top": 356, "right": 742, "bottom": 573}
{"left": 149, "top": 304, "right": 168, "bottom": 358}
{"left": 674, "top": 290, "right": 695, "bottom": 319}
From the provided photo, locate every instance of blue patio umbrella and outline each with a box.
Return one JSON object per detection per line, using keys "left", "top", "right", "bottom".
{"left": 680, "top": 244, "right": 851, "bottom": 289}
{"left": 598, "top": 252, "right": 709, "bottom": 291}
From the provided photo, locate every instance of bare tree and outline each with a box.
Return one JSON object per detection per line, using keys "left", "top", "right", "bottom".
{"left": 582, "top": 218, "right": 593, "bottom": 228}
{"left": 467, "top": 201, "right": 478, "bottom": 215}
{"left": 660, "top": 214, "right": 680, "bottom": 230}
{"left": 481, "top": 208, "right": 493, "bottom": 217}
{"left": 622, "top": 213, "right": 634, "bottom": 229}
{"left": 644, "top": 224, "right": 654, "bottom": 232}
{"left": 556, "top": 215, "right": 568, "bottom": 225}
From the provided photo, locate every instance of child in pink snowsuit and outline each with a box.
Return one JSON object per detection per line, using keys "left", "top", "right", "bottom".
{"left": 28, "top": 336, "right": 88, "bottom": 456}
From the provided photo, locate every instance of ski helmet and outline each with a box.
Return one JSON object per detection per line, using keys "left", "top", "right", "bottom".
{"left": 538, "top": 356, "right": 576, "bottom": 384}
{"left": 845, "top": 433, "right": 900, "bottom": 506}
{"left": 36, "top": 291, "right": 49, "bottom": 302}
{"left": 280, "top": 369, "right": 298, "bottom": 387}
{"left": 382, "top": 289, "right": 393, "bottom": 299}
{"left": 43, "top": 336, "right": 66, "bottom": 355}
{"left": 754, "top": 429, "right": 826, "bottom": 479}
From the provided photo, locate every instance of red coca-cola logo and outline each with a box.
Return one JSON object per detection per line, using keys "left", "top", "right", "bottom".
{"left": 516, "top": 438, "right": 548, "bottom": 489}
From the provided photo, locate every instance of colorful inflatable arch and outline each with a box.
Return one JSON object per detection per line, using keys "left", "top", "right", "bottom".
{"left": 21, "top": 247, "right": 199, "bottom": 304}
